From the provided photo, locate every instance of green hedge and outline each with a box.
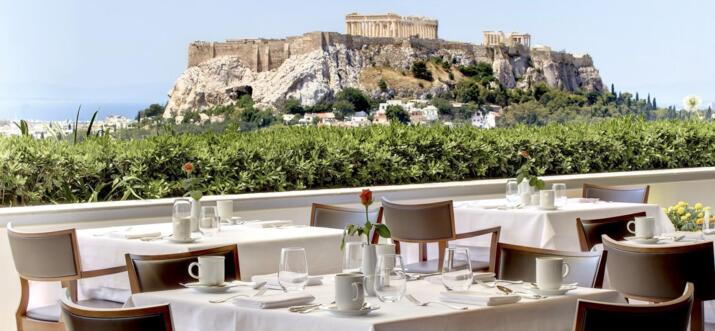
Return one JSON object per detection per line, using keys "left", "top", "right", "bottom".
{"left": 1, "top": 118, "right": 714, "bottom": 206}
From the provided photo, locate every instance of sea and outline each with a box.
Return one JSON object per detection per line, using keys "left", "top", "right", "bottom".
{"left": 0, "top": 100, "right": 155, "bottom": 122}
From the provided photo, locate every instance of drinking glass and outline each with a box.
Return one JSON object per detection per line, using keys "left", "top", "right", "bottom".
{"left": 200, "top": 206, "right": 220, "bottom": 236}
{"left": 278, "top": 247, "right": 309, "bottom": 292}
{"left": 553, "top": 183, "right": 568, "bottom": 208}
{"left": 173, "top": 198, "right": 192, "bottom": 219}
{"left": 374, "top": 254, "right": 407, "bottom": 302}
{"left": 506, "top": 179, "right": 520, "bottom": 207}
{"left": 342, "top": 242, "right": 363, "bottom": 273}
{"left": 441, "top": 247, "right": 473, "bottom": 291}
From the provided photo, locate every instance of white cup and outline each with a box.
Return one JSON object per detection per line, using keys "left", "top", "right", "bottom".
{"left": 188, "top": 256, "right": 225, "bottom": 286}
{"left": 335, "top": 273, "right": 365, "bottom": 311}
{"left": 172, "top": 216, "right": 191, "bottom": 241}
{"left": 539, "top": 190, "right": 556, "bottom": 209}
{"left": 216, "top": 200, "right": 234, "bottom": 222}
{"left": 536, "top": 257, "right": 569, "bottom": 290}
{"left": 627, "top": 216, "right": 655, "bottom": 239}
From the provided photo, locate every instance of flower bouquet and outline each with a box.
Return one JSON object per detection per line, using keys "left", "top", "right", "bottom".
{"left": 665, "top": 201, "right": 712, "bottom": 231}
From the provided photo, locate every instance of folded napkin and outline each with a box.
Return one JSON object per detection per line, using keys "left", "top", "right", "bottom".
{"left": 426, "top": 272, "right": 496, "bottom": 285}
{"left": 232, "top": 293, "right": 315, "bottom": 309}
{"left": 108, "top": 230, "right": 162, "bottom": 240}
{"left": 87, "top": 287, "right": 131, "bottom": 304}
{"left": 251, "top": 274, "right": 323, "bottom": 290}
{"left": 243, "top": 220, "right": 293, "bottom": 228}
{"left": 439, "top": 291, "right": 521, "bottom": 306}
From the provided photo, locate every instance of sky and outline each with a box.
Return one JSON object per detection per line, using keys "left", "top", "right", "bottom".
{"left": 1, "top": 0, "right": 713, "bottom": 120}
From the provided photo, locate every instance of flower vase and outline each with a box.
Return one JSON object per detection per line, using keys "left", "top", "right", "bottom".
{"left": 518, "top": 181, "right": 533, "bottom": 205}
{"left": 190, "top": 198, "right": 201, "bottom": 232}
{"left": 361, "top": 243, "right": 377, "bottom": 297}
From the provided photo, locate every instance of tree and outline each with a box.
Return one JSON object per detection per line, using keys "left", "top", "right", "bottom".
{"left": 610, "top": 83, "right": 616, "bottom": 95}
{"left": 652, "top": 98, "right": 657, "bottom": 109}
{"left": 411, "top": 61, "right": 433, "bottom": 81}
{"left": 283, "top": 98, "right": 305, "bottom": 114}
{"left": 385, "top": 105, "right": 410, "bottom": 124}
{"left": 432, "top": 98, "right": 452, "bottom": 116}
{"left": 707, "top": 106, "right": 713, "bottom": 121}
{"left": 332, "top": 100, "right": 355, "bottom": 120}
{"left": 136, "top": 103, "right": 165, "bottom": 120}
{"left": 378, "top": 79, "right": 388, "bottom": 92}
{"left": 336, "top": 87, "right": 371, "bottom": 112}
{"left": 635, "top": 92, "right": 639, "bottom": 101}
{"left": 455, "top": 79, "right": 483, "bottom": 104}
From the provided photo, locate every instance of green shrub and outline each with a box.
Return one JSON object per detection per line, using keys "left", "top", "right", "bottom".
{"left": 0, "top": 118, "right": 713, "bottom": 206}
{"left": 411, "top": 61, "right": 433, "bottom": 81}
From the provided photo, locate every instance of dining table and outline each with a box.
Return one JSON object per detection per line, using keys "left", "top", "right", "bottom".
{"left": 126, "top": 274, "right": 624, "bottom": 331}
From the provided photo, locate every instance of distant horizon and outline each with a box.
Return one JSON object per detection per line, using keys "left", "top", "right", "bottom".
{"left": 1, "top": 0, "right": 714, "bottom": 120}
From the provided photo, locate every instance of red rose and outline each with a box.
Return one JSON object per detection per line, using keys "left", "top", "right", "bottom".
{"left": 518, "top": 150, "right": 530, "bottom": 158}
{"left": 359, "top": 188, "right": 373, "bottom": 206}
{"left": 182, "top": 162, "right": 194, "bottom": 174}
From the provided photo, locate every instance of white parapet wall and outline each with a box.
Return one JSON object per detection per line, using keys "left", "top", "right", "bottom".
{"left": 0, "top": 167, "right": 714, "bottom": 330}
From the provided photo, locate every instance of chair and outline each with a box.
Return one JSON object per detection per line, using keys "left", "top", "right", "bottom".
{"left": 576, "top": 212, "right": 647, "bottom": 251}
{"left": 6, "top": 222, "right": 127, "bottom": 331}
{"left": 125, "top": 245, "right": 240, "bottom": 293}
{"left": 310, "top": 203, "right": 382, "bottom": 244}
{"left": 494, "top": 242, "right": 607, "bottom": 288}
{"left": 573, "top": 282, "right": 694, "bottom": 331}
{"left": 60, "top": 289, "right": 174, "bottom": 331}
{"left": 602, "top": 235, "right": 715, "bottom": 331}
{"left": 380, "top": 198, "right": 501, "bottom": 273}
{"left": 582, "top": 183, "right": 650, "bottom": 203}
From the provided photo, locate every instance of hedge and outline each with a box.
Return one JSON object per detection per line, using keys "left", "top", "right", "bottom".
{"left": 1, "top": 117, "right": 713, "bottom": 207}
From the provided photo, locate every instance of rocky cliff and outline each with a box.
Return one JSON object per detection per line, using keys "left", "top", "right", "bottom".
{"left": 164, "top": 32, "right": 604, "bottom": 116}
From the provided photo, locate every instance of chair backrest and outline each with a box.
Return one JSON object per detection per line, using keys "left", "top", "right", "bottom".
{"left": 310, "top": 203, "right": 381, "bottom": 230}
{"left": 603, "top": 235, "right": 715, "bottom": 302}
{"left": 495, "top": 242, "right": 607, "bottom": 288}
{"left": 125, "top": 245, "right": 240, "bottom": 293}
{"left": 582, "top": 183, "right": 650, "bottom": 203}
{"left": 6, "top": 222, "right": 82, "bottom": 281}
{"left": 380, "top": 198, "right": 455, "bottom": 242}
{"left": 573, "top": 282, "right": 694, "bottom": 331}
{"left": 576, "top": 212, "right": 647, "bottom": 251}
{"left": 61, "top": 290, "right": 174, "bottom": 331}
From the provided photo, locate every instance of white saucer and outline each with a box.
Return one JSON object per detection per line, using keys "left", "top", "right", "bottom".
{"left": 319, "top": 304, "right": 379, "bottom": 316}
{"left": 624, "top": 236, "right": 661, "bottom": 244}
{"left": 538, "top": 206, "right": 558, "bottom": 211}
{"left": 181, "top": 282, "right": 238, "bottom": 293}
{"left": 169, "top": 235, "right": 201, "bottom": 244}
{"left": 522, "top": 284, "right": 577, "bottom": 296}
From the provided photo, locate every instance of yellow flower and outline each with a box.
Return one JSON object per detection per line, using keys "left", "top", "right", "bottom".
{"left": 705, "top": 206, "right": 712, "bottom": 211}
{"left": 678, "top": 201, "right": 687, "bottom": 206}
{"left": 677, "top": 207, "right": 686, "bottom": 215}
{"left": 698, "top": 212, "right": 704, "bottom": 218}
{"left": 695, "top": 203, "right": 703, "bottom": 210}
{"left": 663, "top": 207, "right": 669, "bottom": 213}
{"left": 684, "top": 213, "right": 692, "bottom": 220}
{"left": 697, "top": 218, "right": 704, "bottom": 225}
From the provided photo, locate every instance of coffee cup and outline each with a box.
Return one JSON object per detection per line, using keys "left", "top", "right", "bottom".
{"left": 335, "top": 273, "right": 365, "bottom": 311}
{"left": 216, "top": 200, "right": 234, "bottom": 223}
{"left": 536, "top": 257, "right": 569, "bottom": 290}
{"left": 539, "top": 190, "right": 555, "bottom": 209}
{"left": 188, "top": 256, "right": 225, "bottom": 286}
{"left": 627, "top": 216, "right": 655, "bottom": 239}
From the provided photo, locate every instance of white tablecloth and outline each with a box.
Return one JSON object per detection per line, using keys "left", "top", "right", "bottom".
{"left": 75, "top": 222, "right": 346, "bottom": 302}
{"left": 128, "top": 275, "right": 623, "bottom": 331}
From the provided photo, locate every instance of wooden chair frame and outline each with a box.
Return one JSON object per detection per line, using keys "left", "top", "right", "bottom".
{"left": 494, "top": 242, "right": 608, "bottom": 288}
{"left": 575, "top": 211, "right": 647, "bottom": 251}
{"left": 125, "top": 244, "right": 240, "bottom": 294}
{"left": 309, "top": 203, "right": 383, "bottom": 244}
{"left": 581, "top": 183, "right": 650, "bottom": 203}
{"left": 7, "top": 223, "right": 127, "bottom": 331}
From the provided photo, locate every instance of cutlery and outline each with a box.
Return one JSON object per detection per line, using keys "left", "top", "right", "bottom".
{"left": 229, "top": 280, "right": 267, "bottom": 289}
{"left": 93, "top": 227, "right": 133, "bottom": 237}
{"left": 406, "top": 272, "right": 441, "bottom": 281}
{"left": 139, "top": 234, "right": 170, "bottom": 241}
{"left": 289, "top": 301, "right": 336, "bottom": 314}
{"left": 209, "top": 283, "right": 267, "bottom": 303}
{"left": 405, "top": 294, "right": 467, "bottom": 310}
{"left": 496, "top": 285, "right": 544, "bottom": 299}
{"left": 476, "top": 279, "right": 523, "bottom": 288}
{"left": 528, "top": 282, "right": 577, "bottom": 289}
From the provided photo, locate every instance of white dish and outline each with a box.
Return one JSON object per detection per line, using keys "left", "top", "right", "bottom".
{"left": 181, "top": 282, "right": 239, "bottom": 293}
{"left": 319, "top": 304, "right": 379, "bottom": 316}
{"left": 522, "top": 283, "right": 577, "bottom": 296}
{"left": 624, "top": 236, "right": 661, "bottom": 245}
{"left": 169, "top": 235, "right": 201, "bottom": 244}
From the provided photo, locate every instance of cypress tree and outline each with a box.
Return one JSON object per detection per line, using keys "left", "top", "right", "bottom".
{"left": 707, "top": 106, "right": 713, "bottom": 121}
{"left": 647, "top": 94, "right": 651, "bottom": 108}
{"left": 610, "top": 83, "right": 615, "bottom": 95}
{"left": 652, "top": 98, "right": 657, "bottom": 109}
{"left": 635, "top": 92, "right": 639, "bottom": 101}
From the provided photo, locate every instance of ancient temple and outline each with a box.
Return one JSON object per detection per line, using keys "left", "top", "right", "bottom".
{"left": 482, "top": 31, "right": 532, "bottom": 47}
{"left": 345, "top": 13, "right": 438, "bottom": 39}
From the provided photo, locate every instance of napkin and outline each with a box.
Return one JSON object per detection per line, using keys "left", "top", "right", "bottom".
{"left": 476, "top": 201, "right": 507, "bottom": 209}
{"left": 108, "top": 230, "right": 162, "bottom": 240}
{"left": 439, "top": 291, "right": 521, "bottom": 306}
{"left": 426, "top": 272, "right": 496, "bottom": 285}
{"left": 251, "top": 274, "right": 323, "bottom": 290}
{"left": 243, "top": 220, "right": 293, "bottom": 228}
{"left": 87, "top": 287, "right": 131, "bottom": 304}
{"left": 232, "top": 293, "right": 315, "bottom": 309}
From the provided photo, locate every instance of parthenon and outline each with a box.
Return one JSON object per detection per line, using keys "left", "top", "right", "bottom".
{"left": 345, "top": 13, "right": 438, "bottom": 39}
{"left": 482, "top": 31, "right": 532, "bottom": 47}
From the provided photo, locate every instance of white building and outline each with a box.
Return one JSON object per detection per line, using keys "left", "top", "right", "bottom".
{"left": 471, "top": 112, "right": 497, "bottom": 129}
{"left": 349, "top": 111, "right": 370, "bottom": 126}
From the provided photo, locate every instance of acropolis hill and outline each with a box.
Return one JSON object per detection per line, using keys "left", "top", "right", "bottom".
{"left": 166, "top": 13, "right": 603, "bottom": 115}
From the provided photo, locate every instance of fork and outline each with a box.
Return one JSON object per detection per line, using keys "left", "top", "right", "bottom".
{"left": 405, "top": 294, "right": 467, "bottom": 310}
{"left": 209, "top": 284, "right": 268, "bottom": 303}
{"left": 496, "top": 285, "right": 544, "bottom": 299}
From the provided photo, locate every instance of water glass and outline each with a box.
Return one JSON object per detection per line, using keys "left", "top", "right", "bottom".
{"left": 200, "top": 206, "right": 221, "bottom": 236}
{"left": 506, "top": 179, "right": 520, "bottom": 207}
{"left": 553, "top": 183, "right": 568, "bottom": 208}
{"left": 441, "top": 247, "right": 473, "bottom": 291}
{"left": 342, "top": 242, "right": 363, "bottom": 273}
{"left": 278, "top": 247, "right": 309, "bottom": 292}
{"left": 172, "top": 199, "right": 192, "bottom": 240}
{"left": 374, "top": 254, "right": 407, "bottom": 302}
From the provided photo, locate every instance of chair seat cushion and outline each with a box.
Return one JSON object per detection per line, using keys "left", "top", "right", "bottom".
{"left": 26, "top": 299, "right": 124, "bottom": 322}
{"left": 404, "top": 259, "right": 490, "bottom": 274}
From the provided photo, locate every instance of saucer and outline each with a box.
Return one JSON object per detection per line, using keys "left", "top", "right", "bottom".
{"left": 624, "top": 236, "right": 660, "bottom": 245}
{"left": 180, "top": 282, "right": 238, "bottom": 293}
{"left": 522, "top": 283, "right": 577, "bottom": 296}
{"left": 319, "top": 304, "right": 379, "bottom": 316}
{"left": 169, "top": 235, "right": 200, "bottom": 244}
{"left": 538, "top": 206, "right": 558, "bottom": 211}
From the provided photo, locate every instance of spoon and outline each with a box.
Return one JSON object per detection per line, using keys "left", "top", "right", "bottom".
{"left": 496, "top": 285, "right": 544, "bottom": 299}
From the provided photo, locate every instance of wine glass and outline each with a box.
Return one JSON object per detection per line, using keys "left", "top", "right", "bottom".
{"left": 278, "top": 247, "right": 309, "bottom": 292}
{"left": 200, "top": 206, "right": 220, "bottom": 237}
{"left": 553, "top": 183, "right": 568, "bottom": 208}
{"left": 374, "top": 254, "right": 407, "bottom": 302}
{"left": 506, "top": 179, "right": 520, "bottom": 207}
{"left": 342, "top": 242, "right": 363, "bottom": 273}
{"left": 441, "top": 247, "right": 473, "bottom": 291}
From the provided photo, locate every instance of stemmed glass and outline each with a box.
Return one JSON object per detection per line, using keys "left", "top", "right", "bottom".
{"left": 553, "top": 183, "right": 568, "bottom": 208}
{"left": 506, "top": 179, "right": 520, "bottom": 208}
{"left": 374, "top": 254, "right": 407, "bottom": 302}
{"left": 342, "top": 242, "right": 363, "bottom": 273}
{"left": 278, "top": 247, "right": 309, "bottom": 292}
{"left": 200, "top": 206, "right": 220, "bottom": 237}
{"left": 441, "top": 247, "right": 473, "bottom": 291}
